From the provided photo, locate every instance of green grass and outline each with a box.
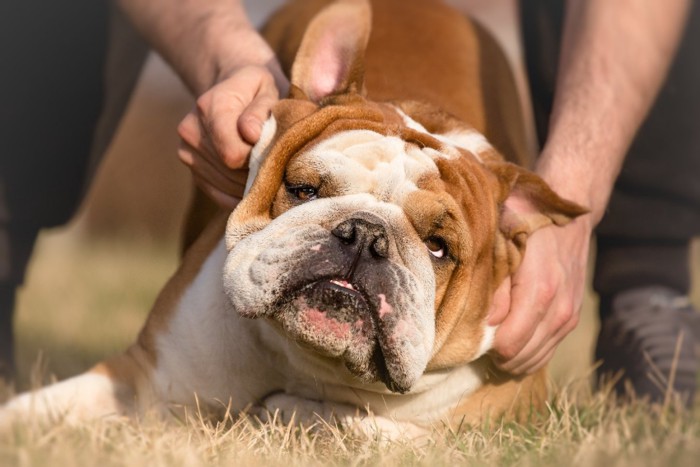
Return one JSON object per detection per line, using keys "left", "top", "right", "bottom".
{"left": 4, "top": 226, "right": 700, "bottom": 466}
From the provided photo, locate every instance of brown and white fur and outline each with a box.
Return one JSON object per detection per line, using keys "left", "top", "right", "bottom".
{"left": 1, "top": 0, "right": 585, "bottom": 437}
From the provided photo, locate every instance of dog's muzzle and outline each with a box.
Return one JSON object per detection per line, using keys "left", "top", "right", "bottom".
{"left": 223, "top": 201, "right": 435, "bottom": 394}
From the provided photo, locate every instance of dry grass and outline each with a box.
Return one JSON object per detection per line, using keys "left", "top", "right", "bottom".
{"left": 4, "top": 225, "right": 700, "bottom": 466}
{"left": 1, "top": 384, "right": 700, "bottom": 466}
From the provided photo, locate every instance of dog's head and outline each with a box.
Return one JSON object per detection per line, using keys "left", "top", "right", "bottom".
{"left": 223, "top": 0, "right": 586, "bottom": 393}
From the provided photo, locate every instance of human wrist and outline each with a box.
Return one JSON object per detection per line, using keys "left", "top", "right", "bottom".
{"left": 535, "top": 146, "right": 610, "bottom": 228}
{"left": 197, "top": 24, "right": 287, "bottom": 97}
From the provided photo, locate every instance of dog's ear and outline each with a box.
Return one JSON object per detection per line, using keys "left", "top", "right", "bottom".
{"left": 489, "top": 161, "right": 589, "bottom": 273}
{"left": 290, "top": 0, "right": 372, "bottom": 103}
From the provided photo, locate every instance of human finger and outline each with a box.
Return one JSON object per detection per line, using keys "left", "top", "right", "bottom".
{"left": 490, "top": 230, "right": 563, "bottom": 365}
{"left": 491, "top": 272, "right": 554, "bottom": 364}
{"left": 192, "top": 173, "right": 241, "bottom": 210}
{"left": 178, "top": 142, "right": 246, "bottom": 206}
{"left": 499, "top": 298, "right": 579, "bottom": 374}
{"left": 237, "top": 72, "right": 280, "bottom": 145}
{"left": 195, "top": 81, "right": 254, "bottom": 170}
{"left": 487, "top": 276, "right": 512, "bottom": 326}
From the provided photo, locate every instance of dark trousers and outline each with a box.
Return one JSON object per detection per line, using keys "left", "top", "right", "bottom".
{"left": 0, "top": 1, "right": 147, "bottom": 380}
{"left": 520, "top": 1, "right": 700, "bottom": 310}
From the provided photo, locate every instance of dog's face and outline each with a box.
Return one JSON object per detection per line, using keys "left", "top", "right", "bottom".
{"left": 223, "top": 0, "right": 585, "bottom": 393}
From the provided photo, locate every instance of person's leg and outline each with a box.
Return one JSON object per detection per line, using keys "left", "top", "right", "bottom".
{"left": 520, "top": 0, "right": 700, "bottom": 405}
{"left": 0, "top": 0, "right": 110, "bottom": 383}
{"left": 0, "top": 222, "right": 39, "bottom": 382}
{"left": 593, "top": 2, "right": 700, "bottom": 405}
{"left": 0, "top": 1, "right": 147, "bottom": 385}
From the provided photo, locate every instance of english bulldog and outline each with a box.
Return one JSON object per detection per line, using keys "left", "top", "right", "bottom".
{"left": 1, "top": 0, "right": 586, "bottom": 437}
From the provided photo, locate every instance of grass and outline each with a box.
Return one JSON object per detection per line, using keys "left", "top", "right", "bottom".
{"left": 3, "top": 224, "right": 700, "bottom": 466}
{"left": 2, "top": 388, "right": 700, "bottom": 466}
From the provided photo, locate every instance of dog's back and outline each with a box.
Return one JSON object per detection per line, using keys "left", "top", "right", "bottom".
{"left": 263, "top": 0, "right": 530, "bottom": 166}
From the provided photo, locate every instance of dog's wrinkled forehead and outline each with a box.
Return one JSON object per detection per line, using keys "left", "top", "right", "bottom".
{"left": 228, "top": 95, "right": 494, "bottom": 250}
{"left": 289, "top": 128, "right": 443, "bottom": 204}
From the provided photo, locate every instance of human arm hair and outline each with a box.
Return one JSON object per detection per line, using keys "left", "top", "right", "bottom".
{"left": 113, "top": 0, "right": 291, "bottom": 207}
{"left": 114, "top": 0, "right": 286, "bottom": 95}
{"left": 537, "top": 0, "right": 691, "bottom": 223}
{"left": 492, "top": 0, "right": 691, "bottom": 373}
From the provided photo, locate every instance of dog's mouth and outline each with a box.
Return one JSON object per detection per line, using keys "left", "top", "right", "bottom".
{"left": 270, "top": 277, "right": 410, "bottom": 393}
{"left": 294, "top": 278, "right": 373, "bottom": 335}
{"left": 273, "top": 277, "right": 373, "bottom": 349}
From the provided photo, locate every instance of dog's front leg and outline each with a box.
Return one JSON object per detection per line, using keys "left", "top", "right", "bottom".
{"left": 258, "top": 392, "right": 430, "bottom": 441}
{"left": 0, "top": 346, "right": 154, "bottom": 429}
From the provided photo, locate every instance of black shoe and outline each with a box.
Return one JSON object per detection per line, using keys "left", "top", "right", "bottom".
{"left": 595, "top": 286, "right": 699, "bottom": 407}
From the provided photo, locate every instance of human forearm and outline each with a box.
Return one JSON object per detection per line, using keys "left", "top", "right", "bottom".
{"left": 492, "top": 0, "right": 691, "bottom": 374}
{"left": 537, "top": 0, "right": 690, "bottom": 224}
{"left": 114, "top": 0, "right": 285, "bottom": 95}
{"left": 115, "top": 0, "right": 290, "bottom": 206}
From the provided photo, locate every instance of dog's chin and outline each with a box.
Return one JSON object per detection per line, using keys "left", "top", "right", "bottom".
{"left": 270, "top": 279, "right": 410, "bottom": 393}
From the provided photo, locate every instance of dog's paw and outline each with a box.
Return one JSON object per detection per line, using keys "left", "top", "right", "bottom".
{"left": 254, "top": 392, "right": 352, "bottom": 427}
{"left": 344, "top": 414, "right": 430, "bottom": 441}
{"left": 255, "top": 392, "right": 429, "bottom": 441}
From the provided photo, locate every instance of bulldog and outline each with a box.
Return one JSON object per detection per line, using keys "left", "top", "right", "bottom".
{"left": 1, "top": 0, "right": 586, "bottom": 437}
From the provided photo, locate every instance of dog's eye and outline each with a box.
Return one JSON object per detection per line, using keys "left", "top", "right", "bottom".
{"left": 425, "top": 236, "right": 447, "bottom": 259}
{"left": 286, "top": 183, "right": 318, "bottom": 201}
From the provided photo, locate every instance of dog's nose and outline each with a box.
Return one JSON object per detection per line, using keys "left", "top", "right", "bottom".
{"left": 332, "top": 218, "right": 389, "bottom": 258}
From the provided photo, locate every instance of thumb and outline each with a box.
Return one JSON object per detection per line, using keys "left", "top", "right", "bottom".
{"left": 487, "top": 276, "right": 511, "bottom": 326}
{"left": 238, "top": 84, "right": 280, "bottom": 145}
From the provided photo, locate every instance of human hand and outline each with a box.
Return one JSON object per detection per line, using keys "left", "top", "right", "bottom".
{"left": 488, "top": 212, "right": 593, "bottom": 374}
{"left": 177, "top": 64, "right": 290, "bottom": 209}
